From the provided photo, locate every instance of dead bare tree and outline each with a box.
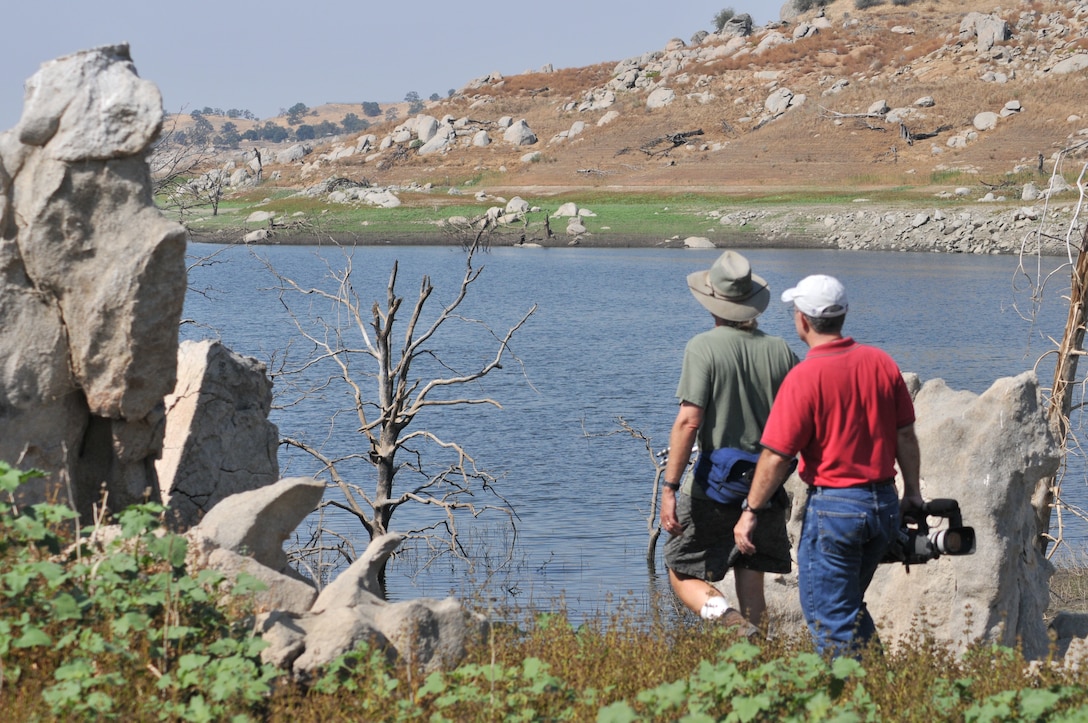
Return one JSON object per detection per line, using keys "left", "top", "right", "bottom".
{"left": 266, "top": 239, "right": 536, "bottom": 581}
{"left": 1018, "top": 140, "right": 1088, "bottom": 557}
{"left": 149, "top": 113, "right": 227, "bottom": 220}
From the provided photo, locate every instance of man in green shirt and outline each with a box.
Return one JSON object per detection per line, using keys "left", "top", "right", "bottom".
{"left": 661, "top": 251, "right": 798, "bottom": 632}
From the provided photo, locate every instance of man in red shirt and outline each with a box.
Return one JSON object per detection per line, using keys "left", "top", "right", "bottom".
{"left": 733, "top": 274, "right": 923, "bottom": 657}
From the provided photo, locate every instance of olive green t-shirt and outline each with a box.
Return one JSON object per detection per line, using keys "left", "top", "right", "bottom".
{"left": 676, "top": 325, "right": 798, "bottom": 469}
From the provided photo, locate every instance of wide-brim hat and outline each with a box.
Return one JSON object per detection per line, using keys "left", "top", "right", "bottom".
{"left": 686, "top": 250, "right": 770, "bottom": 321}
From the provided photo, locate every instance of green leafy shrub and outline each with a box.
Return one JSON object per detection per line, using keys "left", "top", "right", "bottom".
{"left": 713, "top": 7, "right": 735, "bottom": 32}
{"left": 0, "top": 461, "right": 276, "bottom": 720}
{"left": 3, "top": 459, "right": 1088, "bottom": 720}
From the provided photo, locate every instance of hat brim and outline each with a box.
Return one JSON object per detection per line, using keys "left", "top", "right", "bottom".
{"left": 687, "top": 270, "right": 770, "bottom": 321}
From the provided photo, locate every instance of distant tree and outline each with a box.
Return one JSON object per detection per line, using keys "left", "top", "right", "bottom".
{"left": 404, "top": 90, "right": 424, "bottom": 115}
{"left": 295, "top": 124, "right": 316, "bottom": 141}
{"left": 286, "top": 102, "right": 309, "bottom": 125}
{"left": 217, "top": 121, "right": 241, "bottom": 148}
{"left": 190, "top": 109, "right": 205, "bottom": 120}
{"left": 854, "top": 0, "right": 881, "bottom": 7}
{"left": 314, "top": 120, "right": 340, "bottom": 137}
{"left": 385, "top": 106, "right": 399, "bottom": 123}
{"left": 713, "top": 7, "right": 735, "bottom": 31}
{"left": 241, "top": 128, "right": 259, "bottom": 141}
{"left": 201, "top": 106, "right": 215, "bottom": 115}
{"left": 341, "top": 113, "right": 369, "bottom": 132}
{"left": 258, "top": 122, "right": 289, "bottom": 143}
{"left": 447, "top": 88, "right": 455, "bottom": 98}
{"left": 362, "top": 101, "right": 382, "bottom": 117}
{"left": 188, "top": 115, "right": 214, "bottom": 145}
{"left": 227, "top": 108, "right": 242, "bottom": 119}
{"left": 429, "top": 92, "right": 441, "bottom": 102}
{"left": 793, "top": 0, "right": 832, "bottom": 10}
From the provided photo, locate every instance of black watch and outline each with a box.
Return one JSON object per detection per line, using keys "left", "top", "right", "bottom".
{"left": 741, "top": 498, "right": 769, "bottom": 515}
{"left": 663, "top": 481, "right": 680, "bottom": 491}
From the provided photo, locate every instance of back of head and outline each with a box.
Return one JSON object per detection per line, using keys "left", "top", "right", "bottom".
{"left": 781, "top": 275, "right": 848, "bottom": 319}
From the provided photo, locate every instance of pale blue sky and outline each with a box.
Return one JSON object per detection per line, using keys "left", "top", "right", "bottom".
{"left": 0, "top": 1, "right": 776, "bottom": 129}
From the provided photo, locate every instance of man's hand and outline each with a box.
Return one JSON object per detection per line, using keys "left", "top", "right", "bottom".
{"left": 660, "top": 488, "right": 683, "bottom": 536}
{"left": 734, "top": 510, "right": 757, "bottom": 554}
{"left": 900, "top": 493, "right": 925, "bottom": 515}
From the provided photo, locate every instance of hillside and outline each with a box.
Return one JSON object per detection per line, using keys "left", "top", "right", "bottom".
{"left": 162, "top": 0, "right": 1088, "bottom": 230}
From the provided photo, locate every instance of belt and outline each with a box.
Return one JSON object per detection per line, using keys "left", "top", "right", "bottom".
{"left": 808, "top": 478, "right": 895, "bottom": 492}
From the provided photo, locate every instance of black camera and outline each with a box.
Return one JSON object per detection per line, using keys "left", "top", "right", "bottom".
{"left": 882, "top": 498, "right": 976, "bottom": 567}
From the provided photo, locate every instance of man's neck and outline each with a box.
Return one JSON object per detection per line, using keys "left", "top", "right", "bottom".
{"left": 804, "top": 332, "right": 844, "bottom": 350}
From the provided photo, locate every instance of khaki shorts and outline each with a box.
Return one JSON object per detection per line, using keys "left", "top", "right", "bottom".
{"left": 664, "top": 491, "right": 792, "bottom": 582}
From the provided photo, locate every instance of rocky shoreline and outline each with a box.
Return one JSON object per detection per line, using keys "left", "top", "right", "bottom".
{"left": 192, "top": 198, "right": 1077, "bottom": 257}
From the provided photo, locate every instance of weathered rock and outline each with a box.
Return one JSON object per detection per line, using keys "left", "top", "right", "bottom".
{"left": 1050, "top": 55, "right": 1088, "bottom": 75}
{"left": 720, "top": 13, "right": 753, "bottom": 38}
{"left": 191, "top": 476, "right": 325, "bottom": 574}
{"left": 311, "top": 532, "right": 404, "bottom": 613}
{"left": 288, "top": 606, "right": 391, "bottom": 675}
{"left": 683, "top": 236, "right": 715, "bottom": 249}
{"left": 16, "top": 44, "right": 163, "bottom": 160}
{"left": 553, "top": 202, "right": 579, "bottom": 217}
{"left": 973, "top": 111, "right": 999, "bottom": 131}
{"left": 869, "top": 372, "right": 1057, "bottom": 658}
{"left": 646, "top": 88, "right": 676, "bottom": 109}
{"left": 765, "top": 88, "right": 795, "bottom": 116}
{"left": 0, "top": 45, "right": 187, "bottom": 518}
{"left": 502, "top": 119, "right": 537, "bottom": 145}
{"left": 252, "top": 529, "right": 487, "bottom": 677}
{"left": 156, "top": 340, "right": 279, "bottom": 528}
{"left": 207, "top": 548, "right": 316, "bottom": 614}
{"left": 373, "top": 597, "right": 488, "bottom": 672}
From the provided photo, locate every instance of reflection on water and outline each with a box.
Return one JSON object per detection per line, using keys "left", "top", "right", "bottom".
{"left": 184, "top": 243, "right": 1080, "bottom": 620}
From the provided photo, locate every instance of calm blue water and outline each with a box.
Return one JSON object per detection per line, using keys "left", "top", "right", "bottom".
{"left": 183, "top": 243, "right": 1080, "bottom": 618}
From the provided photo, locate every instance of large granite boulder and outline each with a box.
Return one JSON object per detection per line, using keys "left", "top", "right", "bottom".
{"left": 156, "top": 340, "right": 280, "bottom": 527}
{"left": 0, "top": 44, "right": 187, "bottom": 518}
{"left": 869, "top": 372, "right": 1057, "bottom": 658}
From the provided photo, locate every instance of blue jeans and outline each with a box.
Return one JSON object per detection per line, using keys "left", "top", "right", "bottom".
{"left": 797, "top": 483, "right": 900, "bottom": 658}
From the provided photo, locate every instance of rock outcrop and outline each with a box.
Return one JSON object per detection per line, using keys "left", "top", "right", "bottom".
{"left": 0, "top": 44, "right": 187, "bottom": 518}
{"left": 869, "top": 371, "right": 1058, "bottom": 658}
{"left": 187, "top": 479, "right": 488, "bottom": 678}
{"left": 157, "top": 340, "right": 280, "bottom": 527}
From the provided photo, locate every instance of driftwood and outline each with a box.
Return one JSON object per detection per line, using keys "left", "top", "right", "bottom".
{"left": 639, "top": 129, "right": 705, "bottom": 156}
{"left": 818, "top": 105, "right": 884, "bottom": 120}
{"left": 901, "top": 122, "right": 953, "bottom": 144}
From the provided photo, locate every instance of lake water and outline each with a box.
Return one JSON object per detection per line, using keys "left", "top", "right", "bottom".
{"left": 182, "top": 243, "right": 1084, "bottom": 619}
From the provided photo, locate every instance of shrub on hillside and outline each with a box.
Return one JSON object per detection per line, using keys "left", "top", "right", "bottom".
{"left": 793, "top": 0, "right": 833, "bottom": 11}
{"left": 855, "top": 0, "right": 884, "bottom": 8}
{"left": 713, "top": 7, "right": 735, "bottom": 32}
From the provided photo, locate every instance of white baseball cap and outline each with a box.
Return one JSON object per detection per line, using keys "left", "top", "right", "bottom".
{"left": 781, "top": 275, "right": 848, "bottom": 318}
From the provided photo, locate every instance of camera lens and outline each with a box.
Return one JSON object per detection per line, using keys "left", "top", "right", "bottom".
{"left": 927, "top": 527, "right": 975, "bottom": 555}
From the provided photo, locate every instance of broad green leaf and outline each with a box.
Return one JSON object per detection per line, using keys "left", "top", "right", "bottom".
{"left": 596, "top": 701, "right": 641, "bottom": 723}
{"left": 13, "top": 625, "right": 51, "bottom": 648}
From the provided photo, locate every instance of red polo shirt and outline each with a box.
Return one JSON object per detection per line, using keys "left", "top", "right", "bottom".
{"left": 760, "top": 337, "right": 915, "bottom": 488}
